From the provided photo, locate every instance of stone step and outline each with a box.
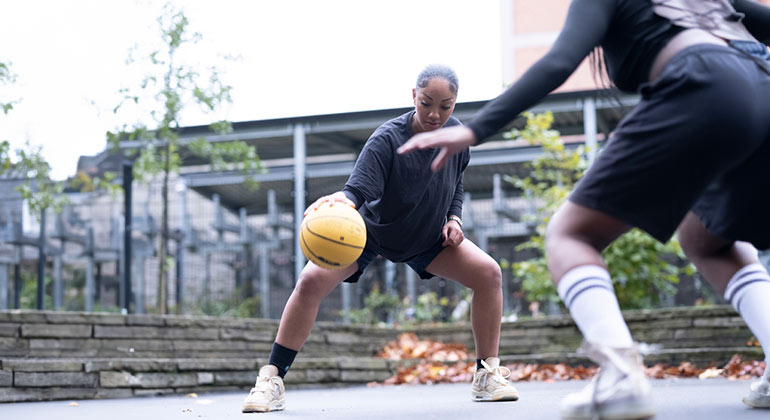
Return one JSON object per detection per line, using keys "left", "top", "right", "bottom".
{"left": 0, "top": 356, "right": 398, "bottom": 402}
{"left": 2, "top": 344, "right": 765, "bottom": 403}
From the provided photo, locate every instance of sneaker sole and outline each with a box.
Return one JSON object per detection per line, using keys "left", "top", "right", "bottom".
{"left": 242, "top": 401, "right": 285, "bottom": 413}
{"left": 471, "top": 390, "right": 519, "bottom": 402}
{"left": 742, "top": 396, "right": 770, "bottom": 408}
{"left": 561, "top": 398, "right": 655, "bottom": 420}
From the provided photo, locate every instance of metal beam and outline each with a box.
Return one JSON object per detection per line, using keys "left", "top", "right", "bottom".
{"left": 0, "top": 264, "right": 7, "bottom": 310}
{"left": 37, "top": 209, "right": 46, "bottom": 310}
{"left": 182, "top": 143, "right": 586, "bottom": 190}
{"left": 116, "top": 126, "right": 294, "bottom": 150}
{"left": 183, "top": 160, "right": 355, "bottom": 188}
{"left": 312, "top": 131, "right": 361, "bottom": 152}
{"left": 583, "top": 97, "right": 598, "bottom": 165}
{"left": 122, "top": 160, "right": 133, "bottom": 314}
{"left": 293, "top": 124, "right": 307, "bottom": 281}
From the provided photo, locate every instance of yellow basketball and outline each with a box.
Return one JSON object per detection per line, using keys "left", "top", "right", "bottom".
{"left": 300, "top": 202, "right": 366, "bottom": 270}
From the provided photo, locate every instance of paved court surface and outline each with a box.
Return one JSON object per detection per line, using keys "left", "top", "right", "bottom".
{"left": 2, "top": 378, "right": 768, "bottom": 419}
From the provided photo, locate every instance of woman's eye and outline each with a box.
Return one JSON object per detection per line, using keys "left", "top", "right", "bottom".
{"left": 421, "top": 101, "right": 430, "bottom": 107}
{"left": 441, "top": 106, "right": 451, "bottom": 111}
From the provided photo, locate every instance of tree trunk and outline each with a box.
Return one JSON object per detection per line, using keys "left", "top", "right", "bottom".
{"left": 157, "top": 142, "right": 170, "bottom": 314}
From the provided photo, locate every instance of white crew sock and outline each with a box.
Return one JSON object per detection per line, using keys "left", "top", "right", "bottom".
{"left": 724, "top": 263, "right": 770, "bottom": 367}
{"left": 557, "top": 265, "right": 634, "bottom": 348}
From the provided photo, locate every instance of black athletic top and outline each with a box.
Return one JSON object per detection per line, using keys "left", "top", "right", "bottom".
{"left": 467, "top": 0, "right": 770, "bottom": 143}
{"left": 343, "top": 111, "right": 470, "bottom": 261}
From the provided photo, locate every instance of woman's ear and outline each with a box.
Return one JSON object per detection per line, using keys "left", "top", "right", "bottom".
{"left": 412, "top": 88, "right": 417, "bottom": 101}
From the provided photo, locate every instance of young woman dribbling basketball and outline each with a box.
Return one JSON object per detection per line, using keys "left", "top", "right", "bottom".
{"left": 242, "top": 64, "right": 519, "bottom": 413}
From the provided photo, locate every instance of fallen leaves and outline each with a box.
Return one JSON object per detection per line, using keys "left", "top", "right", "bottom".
{"left": 372, "top": 333, "right": 767, "bottom": 386}
{"left": 645, "top": 355, "right": 766, "bottom": 380}
{"left": 698, "top": 368, "right": 723, "bottom": 379}
{"left": 507, "top": 363, "right": 597, "bottom": 382}
{"left": 376, "top": 332, "right": 469, "bottom": 362}
{"left": 645, "top": 361, "right": 702, "bottom": 379}
{"left": 378, "top": 361, "right": 475, "bottom": 386}
{"left": 720, "top": 354, "right": 766, "bottom": 380}
{"left": 372, "top": 333, "right": 473, "bottom": 385}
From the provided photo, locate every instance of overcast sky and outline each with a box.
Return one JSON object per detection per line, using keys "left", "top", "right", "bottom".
{"left": 0, "top": 0, "right": 503, "bottom": 180}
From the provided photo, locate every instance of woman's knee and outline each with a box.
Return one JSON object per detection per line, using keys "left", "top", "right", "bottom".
{"left": 473, "top": 258, "right": 503, "bottom": 291}
{"left": 294, "top": 267, "right": 336, "bottom": 300}
{"left": 545, "top": 206, "right": 573, "bottom": 256}
{"left": 544, "top": 218, "right": 564, "bottom": 257}
{"left": 487, "top": 261, "right": 503, "bottom": 289}
{"left": 547, "top": 201, "right": 629, "bottom": 254}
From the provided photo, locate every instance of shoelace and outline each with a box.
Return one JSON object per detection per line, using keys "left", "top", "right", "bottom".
{"left": 250, "top": 376, "right": 283, "bottom": 399}
{"left": 479, "top": 360, "right": 512, "bottom": 388}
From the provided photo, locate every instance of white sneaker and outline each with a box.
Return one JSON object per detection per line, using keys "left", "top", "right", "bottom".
{"left": 560, "top": 341, "right": 654, "bottom": 420}
{"left": 743, "top": 369, "right": 770, "bottom": 408}
{"left": 242, "top": 365, "right": 286, "bottom": 413}
{"left": 471, "top": 357, "right": 520, "bottom": 402}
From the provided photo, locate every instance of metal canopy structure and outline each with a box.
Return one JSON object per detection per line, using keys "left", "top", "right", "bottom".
{"left": 107, "top": 88, "right": 641, "bottom": 280}
{"left": 177, "top": 89, "right": 639, "bottom": 214}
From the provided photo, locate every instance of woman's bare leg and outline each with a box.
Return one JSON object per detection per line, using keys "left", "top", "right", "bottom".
{"left": 545, "top": 201, "right": 634, "bottom": 348}
{"left": 678, "top": 212, "right": 770, "bottom": 404}
{"left": 426, "top": 239, "right": 502, "bottom": 358}
{"left": 275, "top": 261, "right": 358, "bottom": 350}
{"left": 677, "top": 212, "right": 759, "bottom": 293}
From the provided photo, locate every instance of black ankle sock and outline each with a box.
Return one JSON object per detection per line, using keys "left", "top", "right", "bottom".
{"left": 269, "top": 342, "right": 298, "bottom": 378}
{"left": 476, "top": 358, "right": 484, "bottom": 370}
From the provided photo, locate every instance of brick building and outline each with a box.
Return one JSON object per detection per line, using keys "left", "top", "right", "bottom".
{"left": 500, "top": 0, "right": 770, "bottom": 92}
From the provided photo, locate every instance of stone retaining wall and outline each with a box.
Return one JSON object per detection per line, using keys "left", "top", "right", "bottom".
{"left": 416, "top": 306, "right": 762, "bottom": 365}
{"left": 0, "top": 305, "right": 762, "bottom": 402}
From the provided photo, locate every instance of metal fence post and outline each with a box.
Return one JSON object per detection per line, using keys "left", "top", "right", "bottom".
{"left": 122, "top": 160, "right": 133, "bottom": 314}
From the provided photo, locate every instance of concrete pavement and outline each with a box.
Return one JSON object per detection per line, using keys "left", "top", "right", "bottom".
{"left": 1, "top": 378, "right": 767, "bottom": 420}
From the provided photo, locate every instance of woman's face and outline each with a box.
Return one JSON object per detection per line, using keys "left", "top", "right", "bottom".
{"left": 411, "top": 78, "right": 456, "bottom": 133}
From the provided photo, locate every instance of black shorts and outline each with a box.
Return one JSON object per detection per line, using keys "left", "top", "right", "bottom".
{"left": 343, "top": 236, "right": 447, "bottom": 283}
{"left": 570, "top": 44, "right": 770, "bottom": 249}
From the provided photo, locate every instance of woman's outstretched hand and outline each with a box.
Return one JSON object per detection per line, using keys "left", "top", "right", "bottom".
{"left": 397, "top": 125, "right": 477, "bottom": 171}
{"left": 304, "top": 191, "right": 355, "bottom": 216}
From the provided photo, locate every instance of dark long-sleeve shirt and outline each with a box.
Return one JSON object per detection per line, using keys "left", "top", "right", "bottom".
{"left": 343, "top": 111, "right": 470, "bottom": 261}
{"left": 467, "top": 0, "right": 770, "bottom": 143}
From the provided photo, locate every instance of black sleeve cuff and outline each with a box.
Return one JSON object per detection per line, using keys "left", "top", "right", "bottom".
{"left": 342, "top": 187, "right": 363, "bottom": 209}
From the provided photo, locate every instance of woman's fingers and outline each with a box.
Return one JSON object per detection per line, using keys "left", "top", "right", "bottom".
{"left": 304, "top": 192, "right": 355, "bottom": 216}
{"left": 398, "top": 131, "right": 437, "bottom": 153}
{"left": 431, "top": 147, "right": 450, "bottom": 171}
{"left": 398, "top": 126, "right": 476, "bottom": 172}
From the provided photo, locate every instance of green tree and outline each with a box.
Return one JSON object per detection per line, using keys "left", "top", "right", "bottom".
{"left": 0, "top": 61, "right": 18, "bottom": 115}
{"left": 343, "top": 285, "right": 401, "bottom": 325}
{"left": 507, "top": 112, "right": 695, "bottom": 309}
{"left": 108, "top": 3, "right": 262, "bottom": 314}
{"left": 69, "top": 170, "right": 122, "bottom": 198}
{"left": 0, "top": 140, "right": 10, "bottom": 174}
{"left": 2, "top": 141, "right": 69, "bottom": 311}
{"left": 1, "top": 61, "right": 15, "bottom": 171}
{"left": 11, "top": 142, "right": 68, "bottom": 216}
